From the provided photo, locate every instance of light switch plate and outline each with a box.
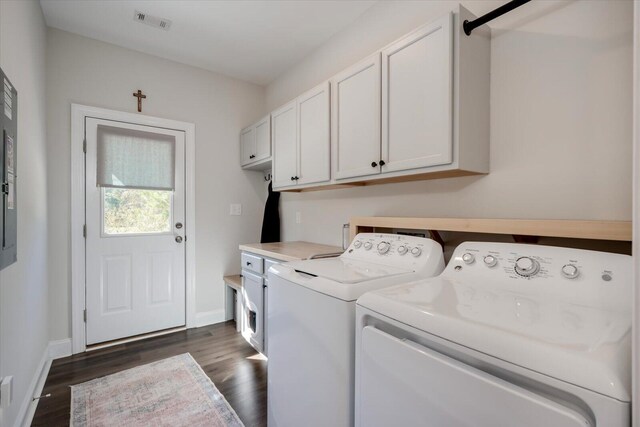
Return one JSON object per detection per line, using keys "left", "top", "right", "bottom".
{"left": 1, "top": 376, "right": 13, "bottom": 409}
{"left": 229, "top": 204, "right": 242, "bottom": 216}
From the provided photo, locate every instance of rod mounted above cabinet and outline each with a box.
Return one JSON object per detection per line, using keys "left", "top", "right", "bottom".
{"left": 463, "top": 0, "right": 531, "bottom": 36}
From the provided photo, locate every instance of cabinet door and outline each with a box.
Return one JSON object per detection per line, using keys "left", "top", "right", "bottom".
{"left": 242, "top": 272, "right": 264, "bottom": 354}
{"left": 263, "top": 280, "right": 268, "bottom": 356}
{"left": 272, "top": 100, "right": 298, "bottom": 189}
{"left": 381, "top": 13, "right": 453, "bottom": 173}
{"left": 240, "top": 126, "right": 256, "bottom": 166}
{"left": 254, "top": 115, "right": 271, "bottom": 162}
{"left": 297, "top": 82, "right": 330, "bottom": 186}
{"left": 271, "top": 101, "right": 298, "bottom": 188}
{"left": 331, "top": 53, "right": 382, "bottom": 180}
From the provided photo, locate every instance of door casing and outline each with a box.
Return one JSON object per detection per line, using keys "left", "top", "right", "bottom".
{"left": 70, "top": 104, "right": 196, "bottom": 354}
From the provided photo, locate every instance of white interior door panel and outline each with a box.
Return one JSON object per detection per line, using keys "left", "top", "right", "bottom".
{"left": 85, "top": 118, "right": 186, "bottom": 345}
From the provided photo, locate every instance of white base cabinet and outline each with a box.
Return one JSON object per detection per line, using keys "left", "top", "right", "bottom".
{"left": 240, "top": 251, "right": 279, "bottom": 356}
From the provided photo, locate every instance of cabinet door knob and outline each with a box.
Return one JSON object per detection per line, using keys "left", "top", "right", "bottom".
{"left": 295, "top": 176, "right": 299, "bottom": 180}
{"left": 291, "top": 176, "right": 295, "bottom": 181}
{"left": 379, "top": 160, "right": 386, "bottom": 166}
{"left": 371, "top": 161, "right": 378, "bottom": 168}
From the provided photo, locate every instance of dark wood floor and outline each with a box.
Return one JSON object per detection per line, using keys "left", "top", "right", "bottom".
{"left": 32, "top": 321, "right": 267, "bottom": 426}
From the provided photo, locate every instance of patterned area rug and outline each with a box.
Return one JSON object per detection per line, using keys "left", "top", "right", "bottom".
{"left": 71, "top": 353, "right": 244, "bottom": 427}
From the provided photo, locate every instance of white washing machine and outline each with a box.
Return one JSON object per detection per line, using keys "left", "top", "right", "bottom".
{"left": 355, "top": 242, "right": 632, "bottom": 427}
{"left": 267, "top": 233, "right": 445, "bottom": 427}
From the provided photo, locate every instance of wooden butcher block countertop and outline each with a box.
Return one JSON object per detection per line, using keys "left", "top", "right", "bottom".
{"left": 238, "top": 241, "right": 344, "bottom": 262}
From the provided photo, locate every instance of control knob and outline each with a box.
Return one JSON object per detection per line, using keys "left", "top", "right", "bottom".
{"left": 353, "top": 240, "right": 362, "bottom": 249}
{"left": 515, "top": 257, "right": 540, "bottom": 277}
{"left": 397, "top": 245, "right": 408, "bottom": 255}
{"left": 561, "top": 264, "right": 579, "bottom": 279}
{"left": 377, "top": 242, "right": 391, "bottom": 254}
{"left": 462, "top": 253, "right": 475, "bottom": 264}
{"left": 364, "top": 242, "right": 373, "bottom": 250}
{"left": 410, "top": 247, "right": 422, "bottom": 257}
{"left": 483, "top": 255, "right": 498, "bottom": 268}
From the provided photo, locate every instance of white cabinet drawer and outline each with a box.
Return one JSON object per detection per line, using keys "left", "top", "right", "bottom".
{"left": 242, "top": 253, "right": 263, "bottom": 274}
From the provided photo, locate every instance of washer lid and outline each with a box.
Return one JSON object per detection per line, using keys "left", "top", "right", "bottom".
{"left": 357, "top": 277, "right": 632, "bottom": 402}
{"left": 288, "top": 257, "right": 411, "bottom": 284}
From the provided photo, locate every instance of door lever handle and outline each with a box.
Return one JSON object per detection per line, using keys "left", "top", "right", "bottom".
{"left": 175, "top": 236, "right": 183, "bottom": 243}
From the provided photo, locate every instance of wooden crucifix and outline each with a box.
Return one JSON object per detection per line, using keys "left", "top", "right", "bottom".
{"left": 132, "top": 89, "right": 146, "bottom": 112}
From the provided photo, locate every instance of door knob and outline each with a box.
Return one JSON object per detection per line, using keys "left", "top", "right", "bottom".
{"left": 175, "top": 222, "right": 183, "bottom": 229}
{"left": 371, "top": 161, "right": 378, "bottom": 167}
{"left": 379, "top": 160, "right": 386, "bottom": 166}
{"left": 175, "top": 236, "right": 183, "bottom": 243}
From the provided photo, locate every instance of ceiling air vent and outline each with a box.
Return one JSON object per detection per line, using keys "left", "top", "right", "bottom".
{"left": 134, "top": 10, "right": 172, "bottom": 31}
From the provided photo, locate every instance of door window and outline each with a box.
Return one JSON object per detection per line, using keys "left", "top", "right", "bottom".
{"left": 102, "top": 188, "right": 172, "bottom": 235}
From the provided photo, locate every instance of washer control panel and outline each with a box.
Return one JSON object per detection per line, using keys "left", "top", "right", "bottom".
{"left": 446, "top": 242, "right": 631, "bottom": 292}
{"left": 345, "top": 233, "right": 444, "bottom": 272}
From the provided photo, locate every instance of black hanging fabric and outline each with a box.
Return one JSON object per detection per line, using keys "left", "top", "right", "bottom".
{"left": 260, "top": 181, "right": 281, "bottom": 243}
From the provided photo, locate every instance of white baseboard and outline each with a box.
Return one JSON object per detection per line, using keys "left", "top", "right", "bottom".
{"left": 195, "top": 309, "right": 226, "bottom": 328}
{"left": 15, "top": 338, "right": 73, "bottom": 427}
{"left": 16, "top": 346, "right": 50, "bottom": 427}
{"left": 48, "top": 339, "right": 72, "bottom": 360}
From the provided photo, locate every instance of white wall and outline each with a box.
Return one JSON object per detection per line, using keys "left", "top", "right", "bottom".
{"left": 0, "top": 1, "right": 50, "bottom": 426}
{"left": 46, "top": 29, "right": 267, "bottom": 341}
{"left": 266, "top": 0, "right": 634, "bottom": 247}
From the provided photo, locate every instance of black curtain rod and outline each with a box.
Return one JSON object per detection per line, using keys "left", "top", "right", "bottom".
{"left": 463, "top": 0, "right": 531, "bottom": 36}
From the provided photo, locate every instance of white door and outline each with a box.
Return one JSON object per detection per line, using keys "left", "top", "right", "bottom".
{"left": 254, "top": 115, "right": 271, "bottom": 162}
{"left": 356, "top": 327, "right": 592, "bottom": 427}
{"left": 85, "top": 118, "right": 186, "bottom": 345}
{"left": 272, "top": 100, "right": 298, "bottom": 189}
{"left": 331, "top": 53, "right": 381, "bottom": 180}
{"left": 240, "top": 126, "right": 256, "bottom": 165}
{"left": 381, "top": 13, "right": 453, "bottom": 173}
{"left": 297, "top": 82, "right": 330, "bottom": 186}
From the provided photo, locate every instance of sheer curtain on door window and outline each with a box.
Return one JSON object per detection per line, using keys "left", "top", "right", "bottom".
{"left": 96, "top": 125, "right": 177, "bottom": 235}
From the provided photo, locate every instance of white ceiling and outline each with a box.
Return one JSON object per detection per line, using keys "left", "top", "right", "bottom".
{"left": 40, "top": 0, "right": 377, "bottom": 85}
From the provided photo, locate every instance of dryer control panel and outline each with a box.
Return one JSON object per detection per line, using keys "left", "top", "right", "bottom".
{"left": 446, "top": 242, "right": 631, "bottom": 307}
{"left": 345, "top": 233, "right": 444, "bottom": 274}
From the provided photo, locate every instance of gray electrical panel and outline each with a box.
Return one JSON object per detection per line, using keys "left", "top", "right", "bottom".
{"left": 1, "top": 67, "right": 17, "bottom": 271}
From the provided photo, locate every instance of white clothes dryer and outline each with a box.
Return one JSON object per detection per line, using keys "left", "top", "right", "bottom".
{"left": 355, "top": 242, "right": 632, "bottom": 427}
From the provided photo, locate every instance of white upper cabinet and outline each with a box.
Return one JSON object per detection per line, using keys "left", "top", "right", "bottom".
{"left": 273, "top": 82, "right": 331, "bottom": 190}
{"left": 272, "top": 100, "right": 298, "bottom": 189}
{"left": 260, "top": 6, "right": 489, "bottom": 191}
{"left": 240, "top": 126, "right": 256, "bottom": 166}
{"left": 331, "top": 53, "right": 381, "bottom": 180}
{"left": 382, "top": 13, "right": 453, "bottom": 173}
{"left": 240, "top": 115, "right": 271, "bottom": 169}
{"left": 254, "top": 115, "right": 272, "bottom": 162}
{"left": 297, "top": 82, "right": 330, "bottom": 186}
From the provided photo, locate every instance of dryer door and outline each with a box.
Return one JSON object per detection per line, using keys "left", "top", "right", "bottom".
{"left": 356, "top": 326, "right": 593, "bottom": 427}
